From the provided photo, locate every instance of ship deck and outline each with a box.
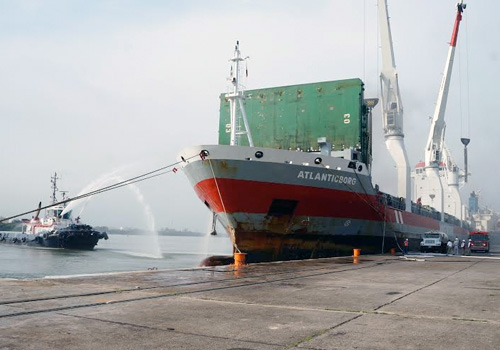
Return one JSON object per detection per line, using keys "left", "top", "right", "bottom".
{"left": 1, "top": 248, "right": 499, "bottom": 349}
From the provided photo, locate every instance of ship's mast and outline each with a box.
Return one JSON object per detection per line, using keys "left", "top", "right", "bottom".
{"left": 226, "top": 41, "right": 253, "bottom": 147}
{"left": 421, "top": 1, "right": 466, "bottom": 218}
{"left": 50, "top": 172, "right": 59, "bottom": 204}
{"left": 377, "top": 0, "right": 411, "bottom": 211}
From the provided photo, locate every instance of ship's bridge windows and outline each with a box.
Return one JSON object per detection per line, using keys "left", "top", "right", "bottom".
{"left": 267, "top": 199, "right": 298, "bottom": 216}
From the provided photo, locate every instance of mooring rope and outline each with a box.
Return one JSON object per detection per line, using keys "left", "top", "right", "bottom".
{"left": 318, "top": 162, "right": 398, "bottom": 253}
{"left": 0, "top": 154, "right": 200, "bottom": 223}
{"left": 206, "top": 157, "right": 241, "bottom": 253}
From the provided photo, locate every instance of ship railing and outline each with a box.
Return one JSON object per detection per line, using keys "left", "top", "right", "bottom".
{"left": 411, "top": 202, "right": 441, "bottom": 221}
{"left": 379, "top": 193, "right": 406, "bottom": 211}
{"left": 443, "top": 213, "right": 461, "bottom": 227}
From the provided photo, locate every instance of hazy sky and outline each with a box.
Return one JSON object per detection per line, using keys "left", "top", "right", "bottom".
{"left": 0, "top": 1, "right": 498, "bottom": 233}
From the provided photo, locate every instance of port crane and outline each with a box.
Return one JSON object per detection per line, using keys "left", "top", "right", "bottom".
{"left": 416, "top": 1, "right": 467, "bottom": 219}
{"left": 377, "top": 0, "right": 411, "bottom": 211}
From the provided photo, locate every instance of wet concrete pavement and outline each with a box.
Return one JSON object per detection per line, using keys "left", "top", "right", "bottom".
{"left": 0, "top": 253, "right": 499, "bottom": 350}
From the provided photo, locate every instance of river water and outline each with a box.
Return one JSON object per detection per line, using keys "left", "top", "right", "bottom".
{"left": 0, "top": 232, "right": 232, "bottom": 279}
{"left": 3, "top": 231, "right": 499, "bottom": 280}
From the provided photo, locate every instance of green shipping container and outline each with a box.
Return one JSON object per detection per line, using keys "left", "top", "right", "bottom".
{"left": 218, "top": 78, "right": 370, "bottom": 165}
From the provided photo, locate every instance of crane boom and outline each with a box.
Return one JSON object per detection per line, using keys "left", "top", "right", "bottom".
{"left": 415, "top": 1, "right": 466, "bottom": 220}
{"left": 424, "top": 1, "right": 465, "bottom": 167}
{"left": 378, "top": 0, "right": 411, "bottom": 209}
{"left": 379, "top": 0, "right": 402, "bottom": 137}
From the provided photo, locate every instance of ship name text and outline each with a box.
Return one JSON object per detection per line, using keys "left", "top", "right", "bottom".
{"left": 297, "top": 171, "right": 357, "bottom": 185}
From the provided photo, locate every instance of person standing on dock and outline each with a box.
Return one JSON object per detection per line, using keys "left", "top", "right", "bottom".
{"left": 446, "top": 240, "right": 453, "bottom": 255}
{"left": 460, "top": 240, "right": 466, "bottom": 255}
{"left": 404, "top": 238, "right": 409, "bottom": 254}
{"left": 466, "top": 239, "right": 472, "bottom": 256}
{"left": 453, "top": 238, "right": 459, "bottom": 255}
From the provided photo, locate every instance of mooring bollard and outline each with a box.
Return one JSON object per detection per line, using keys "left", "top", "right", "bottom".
{"left": 353, "top": 249, "right": 361, "bottom": 257}
{"left": 234, "top": 252, "right": 247, "bottom": 266}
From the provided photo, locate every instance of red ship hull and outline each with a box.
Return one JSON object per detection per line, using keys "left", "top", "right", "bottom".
{"left": 180, "top": 145, "right": 469, "bottom": 262}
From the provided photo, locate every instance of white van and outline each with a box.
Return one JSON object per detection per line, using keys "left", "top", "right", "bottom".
{"left": 420, "top": 231, "right": 449, "bottom": 253}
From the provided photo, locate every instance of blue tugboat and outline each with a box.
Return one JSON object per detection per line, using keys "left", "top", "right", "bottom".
{"left": 0, "top": 173, "right": 108, "bottom": 250}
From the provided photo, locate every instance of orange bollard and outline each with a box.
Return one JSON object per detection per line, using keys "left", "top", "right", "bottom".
{"left": 353, "top": 248, "right": 361, "bottom": 257}
{"left": 234, "top": 252, "right": 247, "bottom": 267}
{"left": 390, "top": 248, "right": 396, "bottom": 255}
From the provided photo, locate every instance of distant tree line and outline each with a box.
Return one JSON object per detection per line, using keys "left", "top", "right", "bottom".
{"left": 157, "top": 227, "right": 205, "bottom": 237}
{"left": 94, "top": 226, "right": 205, "bottom": 237}
{"left": 0, "top": 219, "right": 22, "bottom": 231}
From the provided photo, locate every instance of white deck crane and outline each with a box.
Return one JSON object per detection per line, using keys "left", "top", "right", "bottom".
{"left": 377, "top": 0, "right": 411, "bottom": 211}
{"left": 419, "top": 1, "right": 466, "bottom": 219}
{"left": 442, "top": 143, "right": 462, "bottom": 218}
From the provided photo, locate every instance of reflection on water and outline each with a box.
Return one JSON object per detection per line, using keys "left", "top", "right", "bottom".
{"left": 0, "top": 233, "right": 232, "bottom": 279}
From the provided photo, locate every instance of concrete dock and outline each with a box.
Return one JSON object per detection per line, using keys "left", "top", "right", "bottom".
{"left": 1, "top": 253, "right": 499, "bottom": 350}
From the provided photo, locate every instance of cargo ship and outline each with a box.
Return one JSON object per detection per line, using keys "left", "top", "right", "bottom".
{"left": 178, "top": 3, "right": 471, "bottom": 262}
{"left": 0, "top": 173, "right": 108, "bottom": 250}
